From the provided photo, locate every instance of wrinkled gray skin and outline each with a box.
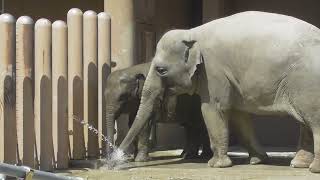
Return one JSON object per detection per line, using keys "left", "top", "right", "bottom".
{"left": 105, "top": 62, "right": 211, "bottom": 162}
{"left": 119, "top": 11, "right": 320, "bottom": 173}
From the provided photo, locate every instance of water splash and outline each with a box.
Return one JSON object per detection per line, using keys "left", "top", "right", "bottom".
{"left": 71, "top": 115, "right": 130, "bottom": 169}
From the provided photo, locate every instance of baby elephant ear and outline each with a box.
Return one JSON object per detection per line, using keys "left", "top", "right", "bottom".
{"left": 182, "top": 40, "right": 202, "bottom": 79}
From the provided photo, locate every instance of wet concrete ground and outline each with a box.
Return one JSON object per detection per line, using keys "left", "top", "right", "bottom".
{"left": 56, "top": 148, "right": 320, "bottom": 180}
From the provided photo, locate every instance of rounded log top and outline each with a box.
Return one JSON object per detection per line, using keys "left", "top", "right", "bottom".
{"left": 0, "top": 13, "right": 15, "bottom": 23}
{"left": 17, "top": 16, "right": 33, "bottom": 24}
{"left": 35, "top": 18, "right": 52, "bottom": 27}
{"left": 98, "top": 12, "right": 111, "bottom": 20}
{"left": 52, "top": 20, "right": 67, "bottom": 28}
{"left": 84, "top": 10, "right": 97, "bottom": 17}
{"left": 67, "top": 8, "right": 83, "bottom": 16}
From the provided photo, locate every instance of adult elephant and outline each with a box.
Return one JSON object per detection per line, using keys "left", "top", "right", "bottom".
{"left": 118, "top": 11, "right": 320, "bottom": 173}
{"left": 105, "top": 62, "right": 211, "bottom": 162}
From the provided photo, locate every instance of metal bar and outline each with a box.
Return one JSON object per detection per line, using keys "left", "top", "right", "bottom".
{"left": 0, "top": 163, "right": 83, "bottom": 180}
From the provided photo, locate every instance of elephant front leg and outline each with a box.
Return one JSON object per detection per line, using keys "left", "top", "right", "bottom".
{"left": 135, "top": 122, "right": 151, "bottom": 162}
{"left": 291, "top": 124, "right": 314, "bottom": 168}
{"left": 230, "top": 110, "right": 268, "bottom": 165}
{"left": 201, "top": 103, "right": 232, "bottom": 168}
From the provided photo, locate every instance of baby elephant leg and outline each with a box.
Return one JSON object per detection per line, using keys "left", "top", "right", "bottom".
{"left": 291, "top": 124, "right": 314, "bottom": 168}
{"left": 199, "top": 129, "right": 213, "bottom": 159}
{"left": 231, "top": 110, "right": 268, "bottom": 165}
{"left": 181, "top": 124, "right": 201, "bottom": 159}
{"left": 135, "top": 122, "right": 151, "bottom": 162}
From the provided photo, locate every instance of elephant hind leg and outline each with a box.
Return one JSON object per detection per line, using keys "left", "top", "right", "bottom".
{"left": 230, "top": 110, "right": 268, "bottom": 165}
{"left": 291, "top": 124, "right": 314, "bottom": 168}
{"left": 308, "top": 124, "right": 320, "bottom": 173}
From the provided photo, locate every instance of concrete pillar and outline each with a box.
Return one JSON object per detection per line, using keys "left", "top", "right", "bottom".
{"left": 34, "top": 18, "right": 53, "bottom": 171}
{"left": 67, "top": 8, "right": 85, "bottom": 160}
{"left": 83, "top": 10, "right": 99, "bottom": 159}
{"left": 0, "top": 13, "right": 16, "bottom": 164}
{"left": 16, "top": 16, "right": 35, "bottom": 168}
{"left": 104, "top": 0, "right": 136, "bottom": 70}
{"left": 97, "top": 12, "right": 111, "bottom": 157}
{"left": 52, "top": 20, "right": 68, "bottom": 169}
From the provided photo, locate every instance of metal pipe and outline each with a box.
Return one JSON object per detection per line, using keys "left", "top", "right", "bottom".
{"left": 0, "top": 163, "right": 83, "bottom": 180}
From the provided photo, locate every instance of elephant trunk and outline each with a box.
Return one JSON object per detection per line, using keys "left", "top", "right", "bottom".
{"left": 118, "top": 68, "right": 162, "bottom": 152}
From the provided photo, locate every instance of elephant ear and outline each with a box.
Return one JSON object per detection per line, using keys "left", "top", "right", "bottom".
{"left": 134, "top": 73, "right": 146, "bottom": 98}
{"left": 182, "top": 40, "right": 203, "bottom": 79}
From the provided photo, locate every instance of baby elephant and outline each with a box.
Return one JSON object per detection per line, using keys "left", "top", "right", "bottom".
{"left": 105, "top": 62, "right": 211, "bottom": 161}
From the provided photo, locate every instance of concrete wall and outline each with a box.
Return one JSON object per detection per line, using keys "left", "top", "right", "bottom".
{"left": 3, "top": 0, "right": 103, "bottom": 21}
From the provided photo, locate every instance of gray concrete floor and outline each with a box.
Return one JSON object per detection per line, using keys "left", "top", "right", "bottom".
{"left": 56, "top": 149, "right": 320, "bottom": 180}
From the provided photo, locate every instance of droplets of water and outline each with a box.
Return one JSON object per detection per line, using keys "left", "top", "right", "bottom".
{"left": 71, "top": 115, "right": 130, "bottom": 169}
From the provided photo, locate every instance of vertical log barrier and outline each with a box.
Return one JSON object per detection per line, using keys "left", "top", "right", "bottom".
{"left": 68, "top": 8, "right": 85, "bottom": 160}
{"left": 35, "top": 19, "right": 53, "bottom": 171}
{"left": 98, "top": 12, "right": 111, "bottom": 157}
{"left": 83, "top": 10, "right": 98, "bottom": 159}
{"left": 0, "top": 8, "right": 112, "bottom": 169}
{"left": 52, "top": 20, "right": 68, "bottom": 169}
{"left": 16, "top": 16, "right": 35, "bottom": 168}
{"left": 0, "top": 13, "right": 16, "bottom": 164}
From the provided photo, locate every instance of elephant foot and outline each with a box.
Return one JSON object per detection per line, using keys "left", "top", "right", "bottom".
{"left": 309, "top": 159, "right": 320, "bottom": 173}
{"left": 134, "top": 151, "right": 150, "bottom": 162}
{"left": 208, "top": 155, "right": 232, "bottom": 168}
{"left": 291, "top": 150, "right": 314, "bottom": 168}
{"left": 249, "top": 153, "right": 268, "bottom": 165}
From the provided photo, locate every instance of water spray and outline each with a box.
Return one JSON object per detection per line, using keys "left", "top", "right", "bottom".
{"left": 71, "top": 115, "right": 130, "bottom": 169}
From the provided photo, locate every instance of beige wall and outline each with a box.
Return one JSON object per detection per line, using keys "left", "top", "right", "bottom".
{"left": 4, "top": 0, "right": 103, "bottom": 21}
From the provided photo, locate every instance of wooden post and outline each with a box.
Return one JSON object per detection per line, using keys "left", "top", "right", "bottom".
{"left": 67, "top": 8, "right": 85, "bottom": 160}
{"left": 52, "top": 20, "right": 68, "bottom": 169}
{"left": 0, "top": 13, "right": 16, "bottom": 164}
{"left": 83, "top": 10, "right": 98, "bottom": 159}
{"left": 35, "top": 18, "right": 53, "bottom": 171}
{"left": 98, "top": 12, "right": 111, "bottom": 157}
{"left": 16, "top": 16, "right": 35, "bottom": 168}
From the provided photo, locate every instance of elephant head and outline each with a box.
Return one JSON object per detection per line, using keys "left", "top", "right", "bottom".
{"left": 118, "top": 29, "right": 203, "bottom": 153}
{"left": 105, "top": 69, "right": 146, "bottom": 158}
